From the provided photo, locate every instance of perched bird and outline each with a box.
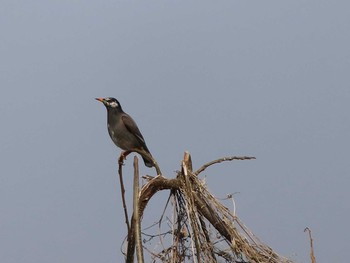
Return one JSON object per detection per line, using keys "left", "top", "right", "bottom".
{"left": 96, "top": 97, "right": 154, "bottom": 167}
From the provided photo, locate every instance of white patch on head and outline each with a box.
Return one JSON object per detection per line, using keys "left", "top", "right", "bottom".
{"left": 109, "top": 101, "right": 119, "bottom": 108}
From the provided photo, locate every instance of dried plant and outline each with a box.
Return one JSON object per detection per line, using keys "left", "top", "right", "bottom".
{"left": 118, "top": 152, "right": 294, "bottom": 263}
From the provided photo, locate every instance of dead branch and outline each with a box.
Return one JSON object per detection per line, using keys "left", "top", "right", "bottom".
{"left": 133, "top": 157, "right": 144, "bottom": 263}
{"left": 194, "top": 156, "right": 256, "bottom": 176}
{"left": 126, "top": 176, "right": 181, "bottom": 263}
{"left": 118, "top": 162, "right": 130, "bottom": 233}
{"left": 304, "top": 227, "right": 317, "bottom": 263}
{"left": 121, "top": 152, "right": 294, "bottom": 263}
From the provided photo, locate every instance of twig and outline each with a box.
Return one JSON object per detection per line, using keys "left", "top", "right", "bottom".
{"left": 194, "top": 156, "right": 256, "bottom": 176}
{"left": 118, "top": 162, "right": 130, "bottom": 234}
{"left": 198, "top": 214, "right": 216, "bottom": 261}
{"left": 227, "top": 193, "right": 240, "bottom": 218}
{"left": 133, "top": 156, "right": 144, "bottom": 263}
{"left": 171, "top": 194, "right": 176, "bottom": 263}
{"left": 304, "top": 227, "right": 317, "bottom": 263}
{"left": 157, "top": 193, "right": 173, "bottom": 254}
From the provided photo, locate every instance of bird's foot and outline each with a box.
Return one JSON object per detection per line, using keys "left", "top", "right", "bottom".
{"left": 118, "top": 151, "right": 131, "bottom": 166}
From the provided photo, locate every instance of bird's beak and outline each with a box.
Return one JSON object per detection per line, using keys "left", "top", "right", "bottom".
{"left": 95, "top": 98, "right": 104, "bottom": 103}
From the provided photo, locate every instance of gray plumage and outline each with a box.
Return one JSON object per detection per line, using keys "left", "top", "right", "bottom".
{"left": 96, "top": 97, "right": 153, "bottom": 167}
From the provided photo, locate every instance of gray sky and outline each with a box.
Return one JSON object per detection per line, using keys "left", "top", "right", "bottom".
{"left": 1, "top": 1, "right": 349, "bottom": 262}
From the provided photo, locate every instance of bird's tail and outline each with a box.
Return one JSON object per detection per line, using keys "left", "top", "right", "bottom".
{"left": 140, "top": 146, "right": 154, "bottom": 168}
{"left": 142, "top": 156, "right": 154, "bottom": 168}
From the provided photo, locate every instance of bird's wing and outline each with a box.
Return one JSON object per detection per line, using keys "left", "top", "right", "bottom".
{"left": 121, "top": 114, "right": 146, "bottom": 144}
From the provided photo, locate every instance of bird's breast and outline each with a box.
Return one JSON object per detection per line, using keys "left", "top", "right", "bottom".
{"left": 107, "top": 122, "right": 136, "bottom": 150}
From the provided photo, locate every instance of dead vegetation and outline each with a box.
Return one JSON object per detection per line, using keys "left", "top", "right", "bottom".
{"left": 118, "top": 151, "right": 294, "bottom": 263}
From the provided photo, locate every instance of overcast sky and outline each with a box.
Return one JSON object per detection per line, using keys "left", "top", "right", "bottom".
{"left": 1, "top": 1, "right": 349, "bottom": 262}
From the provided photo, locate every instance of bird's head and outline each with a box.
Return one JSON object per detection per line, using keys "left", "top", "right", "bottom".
{"left": 95, "top": 97, "right": 122, "bottom": 110}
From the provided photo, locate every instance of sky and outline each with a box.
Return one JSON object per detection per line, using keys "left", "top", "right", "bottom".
{"left": 1, "top": 1, "right": 349, "bottom": 262}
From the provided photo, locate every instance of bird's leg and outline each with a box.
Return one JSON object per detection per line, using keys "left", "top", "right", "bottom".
{"left": 118, "top": 151, "right": 131, "bottom": 166}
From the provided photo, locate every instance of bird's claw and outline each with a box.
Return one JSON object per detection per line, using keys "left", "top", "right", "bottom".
{"left": 118, "top": 151, "right": 131, "bottom": 166}
{"left": 118, "top": 156, "right": 125, "bottom": 166}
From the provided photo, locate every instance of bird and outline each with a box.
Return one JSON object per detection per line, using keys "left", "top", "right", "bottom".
{"left": 95, "top": 97, "right": 154, "bottom": 167}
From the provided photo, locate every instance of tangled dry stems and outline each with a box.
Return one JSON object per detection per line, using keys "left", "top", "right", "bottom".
{"left": 122, "top": 152, "right": 294, "bottom": 263}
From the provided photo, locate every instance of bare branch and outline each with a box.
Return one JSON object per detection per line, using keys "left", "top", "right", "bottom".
{"left": 118, "top": 162, "right": 130, "bottom": 233}
{"left": 181, "top": 161, "right": 201, "bottom": 263}
{"left": 304, "top": 227, "right": 317, "bottom": 263}
{"left": 126, "top": 176, "right": 181, "bottom": 263}
{"left": 194, "top": 156, "right": 256, "bottom": 176}
{"left": 133, "top": 156, "right": 144, "bottom": 263}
